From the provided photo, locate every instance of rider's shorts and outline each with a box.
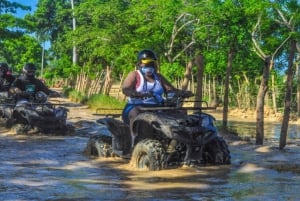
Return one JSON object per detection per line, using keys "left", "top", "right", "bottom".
{"left": 122, "top": 103, "right": 162, "bottom": 125}
{"left": 122, "top": 103, "right": 136, "bottom": 125}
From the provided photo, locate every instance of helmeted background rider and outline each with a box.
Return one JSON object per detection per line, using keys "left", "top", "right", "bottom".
{"left": 0, "top": 62, "right": 15, "bottom": 92}
{"left": 9, "top": 63, "right": 60, "bottom": 100}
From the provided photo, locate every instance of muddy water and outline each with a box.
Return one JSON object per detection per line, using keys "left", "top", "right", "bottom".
{"left": 220, "top": 120, "right": 300, "bottom": 140}
{"left": 1, "top": 102, "right": 300, "bottom": 200}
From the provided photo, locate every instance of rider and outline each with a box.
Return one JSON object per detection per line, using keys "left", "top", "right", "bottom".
{"left": 0, "top": 62, "right": 15, "bottom": 92}
{"left": 122, "top": 49, "right": 191, "bottom": 147}
{"left": 9, "top": 63, "right": 60, "bottom": 100}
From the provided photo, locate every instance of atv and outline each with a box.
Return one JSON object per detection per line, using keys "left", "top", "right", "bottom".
{"left": 0, "top": 91, "right": 72, "bottom": 135}
{"left": 84, "top": 91, "right": 231, "bottom": 171}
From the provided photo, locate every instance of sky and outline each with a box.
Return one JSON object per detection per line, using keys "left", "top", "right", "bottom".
{"left": 11, "top": 0, "right": 51, "bottom": 49}
{"left": 12, "top": 0, "right": 38, "bottom": 17}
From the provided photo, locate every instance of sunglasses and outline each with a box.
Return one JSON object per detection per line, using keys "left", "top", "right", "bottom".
{"left": 141, "top": 58, "right": 156, "bottom": 64}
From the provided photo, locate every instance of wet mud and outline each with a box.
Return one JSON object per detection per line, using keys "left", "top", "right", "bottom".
{"left": 0, "top": 98, "right": 300, "bottom": 201}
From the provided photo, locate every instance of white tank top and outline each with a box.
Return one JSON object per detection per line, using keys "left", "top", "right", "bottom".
{"left": 128, "top": 70, "right": 164, "bottom": 104}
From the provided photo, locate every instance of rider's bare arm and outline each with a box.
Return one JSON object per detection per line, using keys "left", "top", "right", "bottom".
{"left": 158, "top": 74, "right": 176, "bottom": 92}
{"left": 159, "top": 75, "right": 193, "bottom": 97}
{"left": 122, "top": 71, "right": 143, "bottom": 97}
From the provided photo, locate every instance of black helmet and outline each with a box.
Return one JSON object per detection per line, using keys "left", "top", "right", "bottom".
{"left": 137, "top": 49, "right": 157, "bottom": 64}
{"left": 0, "top": 62, "right": 9, "bottom": 74}
{"left": 23, "top": 63, "right": 36, "bottom": 77}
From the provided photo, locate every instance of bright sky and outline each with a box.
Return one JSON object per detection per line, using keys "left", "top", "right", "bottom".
{"left": 11, "top": 0, "right": 38, "bottom": 17}
{"left": 10, "top": 0, "right": 51, "bottom": 49}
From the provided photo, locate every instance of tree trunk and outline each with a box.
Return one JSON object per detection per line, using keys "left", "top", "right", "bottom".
{"left": 103, "top": 66, "right": 113, "bottom": 95}
{"left": 297, "top": 53, "right": 300, "bottom": 117}
{"left": 203, "top": 74, "right": 207, "bottom": 98}
{"left": 71, "top": 0, "right": 77, "bottom": 65}
{"left": 271, "top": 74, "right": 277, "bottom": 113}
{"left": 256, "top": 56, "right": 271, "bottom": 145}
{"left": 181, "top": 60, "right": 192, "bottom": 90}
{"left": 210, "top": 76, "right": 218, "bottom": 107}
{"left": 195, "top": 54, "right": 204, "bottom": 107}
{"left": 280, "top": 39, "right": 297, "bottom": 149}
{"left": 208, "top": 75, "right": 211, "bottom": 103}
{"left": 242, "top": 73, "right": 250, "bottom": 109}
{"left": 223, "top": 49, "right": 234, "bottom": 128}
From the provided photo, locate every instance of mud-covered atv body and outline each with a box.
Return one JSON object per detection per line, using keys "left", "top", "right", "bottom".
{"left": 0, "top": 91, "right": 71, "bottom": 134}
{"left": 85, "top": 92, "right": 231, "bottom": 171}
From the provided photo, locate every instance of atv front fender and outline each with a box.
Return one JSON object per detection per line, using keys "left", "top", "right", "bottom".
{"left": 132, "top": 112, "right": 178, "bottom": 140}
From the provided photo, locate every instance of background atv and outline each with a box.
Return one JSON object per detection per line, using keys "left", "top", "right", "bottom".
{"left": 84, "top": 92, "right": 231, "bottom": 171}
{"left": 0, "top": 91, "right": 73, "bottom": 135}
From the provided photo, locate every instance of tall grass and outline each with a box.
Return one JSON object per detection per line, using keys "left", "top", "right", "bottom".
{"left": 63, "top": 88, "right": 127, "bottom": 110}
{"left": 87, "top": 94, "right": 126, "bottom": 110}
{"left": 63, "top": 88, "right": 88, "bottom": 103}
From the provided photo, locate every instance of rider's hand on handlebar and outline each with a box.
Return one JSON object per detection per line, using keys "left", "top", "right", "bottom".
{"left": 12, "top": 88, "right": 30, "bottom": 96}
{"left": 177, "top": 90, "right": 194, "bottom": 98}
{"left": 143, "top": 91, "right": 154, "bottom": 98}
{"left": 130, "top": 91, "right": 142, "bottom": 97}
{"left": 49, "top": 91, "right": 61, "bottom": 98}
{"left": 131, "top": 91, "right": 152, "bottom": 98}
{"left": 14, "top": 88, "right": 22, "bottom": 94}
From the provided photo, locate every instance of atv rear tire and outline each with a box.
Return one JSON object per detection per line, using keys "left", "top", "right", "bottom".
{"left": 203, "top": 136, "right": 231, "bottom": 165}
{"left": 130, "top": 139, "right": 165, "bottom": 171}
{"left": 84, "top": 135, "right": 112, "bottom": 157}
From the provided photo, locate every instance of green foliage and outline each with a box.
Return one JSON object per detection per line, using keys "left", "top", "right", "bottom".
{"left": 44, "top": 54, "right": 75, "bottom": 79}
{"left": 1, "top": 0, "right": 300, "bottom": 112}
{"left": 160, "top": 62, "right": 184, "bottom": 82}
{"left": 0, "top": 0, "right": 38, "bottom": 72}
{"left": 2, "top": 35, "right": 42, "bottom": 73}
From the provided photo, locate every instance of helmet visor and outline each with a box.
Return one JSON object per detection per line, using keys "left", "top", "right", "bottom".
{"left": 141, "top": 58, "right": 156, "bottom": 64}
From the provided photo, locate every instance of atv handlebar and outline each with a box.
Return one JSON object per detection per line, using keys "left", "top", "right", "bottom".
{"left": 139, "top": 105, "right": 216, "bottom": 111}
{"left": 171, "top": 90, "right": 194, "bottom": 98}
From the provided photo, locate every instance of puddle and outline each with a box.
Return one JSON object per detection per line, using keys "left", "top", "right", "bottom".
{"left": 0, "top": 101, "right": 299, "bottom": 200}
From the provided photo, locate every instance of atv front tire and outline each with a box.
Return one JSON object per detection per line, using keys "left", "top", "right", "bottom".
{"left": 84, "top": 135, "right": 112, "bottom": 157}
{"left": 130, "top": 139, "right": 165, "bottom": 171}
{"left": 202, "top": 136, "right": 231, "bottom": 165}
{"left": 12, "top": 124, "right": 31, "bottom": 134}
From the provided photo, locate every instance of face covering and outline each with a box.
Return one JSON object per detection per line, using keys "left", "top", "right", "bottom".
{"left": 141, "top": 66, "right": 155, "bottom": 75}
{"left": 25, "top": 70, "right": 36, "bottom": 79}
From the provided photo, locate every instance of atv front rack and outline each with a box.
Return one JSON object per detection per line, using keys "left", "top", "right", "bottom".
{"left": 94, "top": 100, "right": 216, "bottom": 117}
{"left": 139, "top": 100, "right": 216, "bottom": 111}
{"left": 94, "top": 108, "right": 123, "bottom": 118}
{"left": 0, "top": 102, "right": 70, "bottom": 110}
{"left": 93, "top": 106, "right": 216, "bottom": 118}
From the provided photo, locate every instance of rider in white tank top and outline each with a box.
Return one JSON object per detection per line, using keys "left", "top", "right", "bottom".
{"left": 128, "top": 70, "right": 164, "bottom": 104}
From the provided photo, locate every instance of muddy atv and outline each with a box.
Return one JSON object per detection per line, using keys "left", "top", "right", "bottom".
{"left": 84, "top": 92, "right": 231, "bottom": 171}
{"left": 0, "top": 91, "right": 73, "bottom": 135}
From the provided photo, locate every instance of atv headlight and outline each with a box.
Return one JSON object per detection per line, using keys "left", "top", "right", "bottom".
{"left": 200, "top": 114, "right": 217, "bottom": 132}
{"left": 35, "top": 91, "right": 48, "bottom": 103}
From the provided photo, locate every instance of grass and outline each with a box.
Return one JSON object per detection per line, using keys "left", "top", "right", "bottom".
{"left": 86, "top": 94, "right": 126, "bottom": 111}
{"left": 63, "top": 88, "right": 126, "bottom": 110}
{"left": 63, "top": 88, "right": 88, "bottom": 103}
